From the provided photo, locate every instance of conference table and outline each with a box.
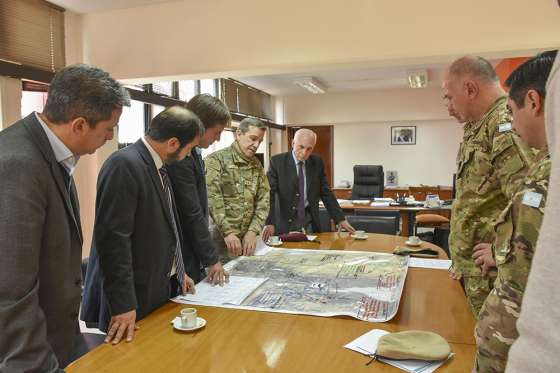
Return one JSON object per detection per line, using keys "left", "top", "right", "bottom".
{"left": 339, "top": 203, "right": 452, "bottom": 237}
{"left": 68, "top": 233, "right": 475, "bottom": 373}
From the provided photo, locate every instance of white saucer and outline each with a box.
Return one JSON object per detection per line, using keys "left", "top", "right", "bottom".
{"left": 172, "top": 317, "right": 206, "bottom": 332}
{"left": 266, "top": 240, "right": 283, "bottom": 246}
{"left": 351, "top": 234, "right": 368, "bottom": 240}
{"left": 405, "top": 240, "right": 422, "bottom": 246}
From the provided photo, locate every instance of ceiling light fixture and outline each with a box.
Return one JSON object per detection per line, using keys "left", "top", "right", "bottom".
{"left": 407, "top": 69, "right": 428, "bottom": 88}
{"left": 293, "top": 77, "right": 327, "bottom": 94}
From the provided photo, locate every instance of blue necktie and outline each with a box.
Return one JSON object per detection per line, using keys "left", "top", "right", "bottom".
{"left": 297, "top": 161, "right": 305, "bottom": 226}
{"left": 159, "top": 166, "right": 186, "bottom": 287}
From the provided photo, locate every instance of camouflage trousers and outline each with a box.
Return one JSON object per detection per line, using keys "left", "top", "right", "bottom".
{"left": 475, "top": 287, "right": 520, "bottom": 373}
{"left": 464, "top": 274, "right": 495, "bottom": 318}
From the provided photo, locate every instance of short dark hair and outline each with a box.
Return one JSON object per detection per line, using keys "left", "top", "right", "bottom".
{"left": 238, "top": 117, "right": 266, "bottom": 134}
{"left": 186, "top": 94, "right": 231, "bottom": 129}
{"left": 147, "top": 106, "right": 204, "bottom": 147}
{"left": 43, "top": 64, "right": 130, "bottom": 127}
{"left": 505, "top": 52, "right": 556, "bottom": 108}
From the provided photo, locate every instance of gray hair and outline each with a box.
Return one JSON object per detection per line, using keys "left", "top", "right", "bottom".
{"left": 43, "top": 63, "right": 130, "bottom": 127}
{"left": 238, "top": 117, "right": 266, "bottom": 134}
{"left": 448, "top": 56, "right": 499, "bottom": 84}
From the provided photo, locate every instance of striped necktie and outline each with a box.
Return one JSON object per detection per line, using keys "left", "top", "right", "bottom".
{"left": 159, "top": 165, "right": 186, "bottom": 287}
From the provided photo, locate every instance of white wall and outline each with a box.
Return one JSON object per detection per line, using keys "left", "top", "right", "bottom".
{"left": 333, "top": 120, "right": 462, "bottom": 186}
{"left": 80, "top": 0, "right": 560, "bottom": 81}
{"left": 283, "top": 86, "right": 463, "bottom": 186}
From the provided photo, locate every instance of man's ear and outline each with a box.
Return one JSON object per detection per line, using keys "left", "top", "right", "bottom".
{"left": 70, "top": 117, "right": 88, "bottom": 134}
{"left": 464, "top": 80, "right": 479, "bottom": 99}
{"left": 166, "top": 137, "right": 181, "bottom": 153}
{"left": 526, "top": 89, "right": 544, "bottom": 116}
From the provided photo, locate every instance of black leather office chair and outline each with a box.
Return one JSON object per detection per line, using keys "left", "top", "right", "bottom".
{"left": 347, "top": 215, "right": 398, "bottom": 235}
{"left": 354, "top": 210, "right": 400, "bottom": 235}
{"left": 351, "top": 165, "right": 384, "bottom": 199}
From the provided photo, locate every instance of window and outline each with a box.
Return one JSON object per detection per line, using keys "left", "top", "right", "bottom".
{"left": 152, "top": 104, "right": 165, "bottom": 118}
{"left": 21, "top": 91, "right": 47, "bottom": 117}
{"left": 200, "top": 79, "right": 217, "bottom": 97}
{"left": 118, "top": 100, "right": 144, "bottom": 144}
{"left": 201, "top": 129, "right": 235, "bottom": 158}
{"left": 151, "top": 82, "right": 173, "bottom": 97}
{"left": 178, "top": 80, "right": 196, "bottom": 102}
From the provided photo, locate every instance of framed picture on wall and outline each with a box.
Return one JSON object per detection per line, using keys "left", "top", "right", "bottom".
{"left": 391, "top": 126, "right": 416, "bottom": 145}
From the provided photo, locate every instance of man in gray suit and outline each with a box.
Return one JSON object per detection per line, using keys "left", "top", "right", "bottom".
{"left": 0, "top": 64, "right": 129, "bottom": 371}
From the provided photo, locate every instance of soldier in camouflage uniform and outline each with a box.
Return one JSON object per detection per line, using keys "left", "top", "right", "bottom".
{"left": 443, "top": 56, "right": 535, "bottom": 317}
{"left": 474, "top": 54, "right": 554, "bottom": 373}
{"left": 205, "top": 118, "right": 270, "bottom": 260}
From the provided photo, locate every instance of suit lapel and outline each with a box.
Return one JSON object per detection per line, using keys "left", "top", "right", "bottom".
{"left": 133, "top": 140, "right": 174, "bottom": 229}
{"left": 305, "top": 155, "right": 312, "bottom": 194}
{"left": 286, "top": 152, "right": 298, "bottom": 190}
{"left": 23, "top": 114, "right": 83, "bottom": 244}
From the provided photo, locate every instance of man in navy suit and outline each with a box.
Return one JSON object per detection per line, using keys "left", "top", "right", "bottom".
{"left": 82, "top": 106, "right": 203, "bottom": 345}
{"left": 168, "top": 94, "right": 231, "bottom": 285}
{"left": 262, "top": 128, "right": 354, "bottom": 241}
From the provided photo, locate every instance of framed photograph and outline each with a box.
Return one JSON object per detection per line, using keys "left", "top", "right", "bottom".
{"left": 391, "top": 126, "right": 416, "bottom": 145}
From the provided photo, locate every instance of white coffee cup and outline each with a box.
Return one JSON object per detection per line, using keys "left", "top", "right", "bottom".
{"left": 408, "top": 235, "right": 421, "bottom": 244}
{"left": 355, "top": 230, "right": 366, "bottom": 238}
{"left": 180, "top": 307, "right": 197, "bottom": 328}
{"left": 269, "top": 236, "right": 280, "bottom": 244}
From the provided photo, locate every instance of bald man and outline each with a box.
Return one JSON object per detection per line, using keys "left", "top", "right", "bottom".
{"left": 262, "top": 129, "right": 354, "bottom": 241}
{"left": 442, "top": 56, "right": 535, "bottom": 317}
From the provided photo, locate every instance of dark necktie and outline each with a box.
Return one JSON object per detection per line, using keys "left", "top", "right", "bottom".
{"left": 297, "top": 161, "right": 305, "bottom": 226}
{"left": 159, "top": 166, "right": 186, "bottom": 287}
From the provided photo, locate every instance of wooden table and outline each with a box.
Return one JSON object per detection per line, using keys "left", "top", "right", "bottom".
{"left": 339, "top": 204, "right": 452, "bottom": 237}
{"left": 68, "top": 233, "right": 475, "bottom": 373}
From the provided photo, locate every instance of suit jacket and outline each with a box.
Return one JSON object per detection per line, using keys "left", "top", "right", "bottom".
{"left": 0, "top": 114, "right": 83, "bottom": 372}
{"left": 81, "top": 140, "right": 177, "bottom": 332}
{"left": 168, "top": 148, "right": 219, "bottom": 283}
{"left": 266, "top": 152, "right": 344, "bottom": 234}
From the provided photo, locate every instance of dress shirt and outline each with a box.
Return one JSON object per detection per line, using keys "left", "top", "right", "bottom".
{"left": 35, "top": 112, "right": 79, "bottom": 174}
{"left": 292, "top": 151, "right": 308, "bottom": 207}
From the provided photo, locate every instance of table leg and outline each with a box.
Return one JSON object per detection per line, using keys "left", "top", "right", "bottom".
{"left": 400, "top": 211, "right": 409, "bottom": 237}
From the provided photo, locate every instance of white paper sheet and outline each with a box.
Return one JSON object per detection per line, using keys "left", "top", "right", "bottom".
{"left": 370, "top": 202, "right": 391, "bottom": 207}
{"left": 408, "top": 258, "right": 452, "bottom": 270}
{"left": 255, "top": 238, "right": 278, "bottom": 256}
{"left": 344, "top": 329, "right": 452, "bottom": 373}
{"left": 174, "top": 276, "right": 268, "bottom": 306}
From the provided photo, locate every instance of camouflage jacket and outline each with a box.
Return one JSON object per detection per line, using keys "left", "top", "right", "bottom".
{"left": 493, "top": 148, "right": 550, "bottom": 298}
{"left": 449, "top": 96, "right": 535, "bottom": 276}
{"left": 475, "top": 149, "right": 550, "bottom": 371}
{"left": 205, "top": 142, "right": 270, "bottom": 237}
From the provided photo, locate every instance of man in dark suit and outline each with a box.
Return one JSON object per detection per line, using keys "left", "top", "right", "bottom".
{"left": 0, "top": 64, "right": 129, "bottom": 371}
{"left": 262, "top": 128, "right": 355, "bottom": 241}
{"left": 81, "top": 106, "right": 202, "bottom": 346}
{"left": 168, "top": 94, "right": 230, "bottom": 285}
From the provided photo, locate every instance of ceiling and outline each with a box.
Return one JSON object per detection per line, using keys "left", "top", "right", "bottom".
{"left": 48, "top": 0, "right": 178, "bottom": 14}
{"left": 236, "top": 64, "right": 449, "bottom": 96}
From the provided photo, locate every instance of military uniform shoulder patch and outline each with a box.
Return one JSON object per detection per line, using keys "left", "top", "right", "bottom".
{"left": 498, "top": 122, "right": 512, "bottom": 133}
{"left": 521, "top": 191, "right": 543, "bottom": 208}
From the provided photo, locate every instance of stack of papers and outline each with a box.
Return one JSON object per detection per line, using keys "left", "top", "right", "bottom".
{"left": 374, "top": 198, "right": 395, "bottom": 202}
{"left": 371, "top": 201, "right": 391, "bottom": 207}
{"left": 175, "top": 276, "right": 268, "bottom": 306}
{"left": 344, "top": 329, "right": 452, "bottom": 372}
{"left": 408, "top": 258, "right": 452, "bottom": 270}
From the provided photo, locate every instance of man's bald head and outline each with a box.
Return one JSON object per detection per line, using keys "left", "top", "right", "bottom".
{"left": 447, "top": 56, "right": 499, "bottom": 84}
{"left": 442, "top": 56, "right": 504, "bottom": 123}
{"left": 292, "top": 128, "right": 317, "bottom": 162}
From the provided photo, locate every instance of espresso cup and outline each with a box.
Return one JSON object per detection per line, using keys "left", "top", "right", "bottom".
{"left": 408, "top": 235, "right": 421, "bottom": 244}
{"left": 180, "top": 307, "right": 197, "bottom": 328}
{"left": 269, "top": 236, "right": 280, "bottom": 244}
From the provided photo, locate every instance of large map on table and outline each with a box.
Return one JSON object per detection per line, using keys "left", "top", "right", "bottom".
{"left": 174, "top": 249, "right": 409, "bottom": 322}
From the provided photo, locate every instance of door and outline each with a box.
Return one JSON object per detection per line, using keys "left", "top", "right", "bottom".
{"left": 288, "top": 125, "right": 334, "bottom": 187}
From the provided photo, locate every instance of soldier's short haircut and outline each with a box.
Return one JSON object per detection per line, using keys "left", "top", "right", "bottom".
{"left": 147, "top": 106, "right": 204, "bottom": 147}
{"left": 238, "top": 117, "right": 266, "bottom": 134}
{"left": 506, "top": 51, "right": 557, "bottom": 108}
{"left": 186, "top": 94, "right": 231, "bottom": 129}
{"left": 449, "top": 56, "right": 499, "bottom": 83}
{"left": 43, "top": 64, "right": 130, "bottom": 127}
